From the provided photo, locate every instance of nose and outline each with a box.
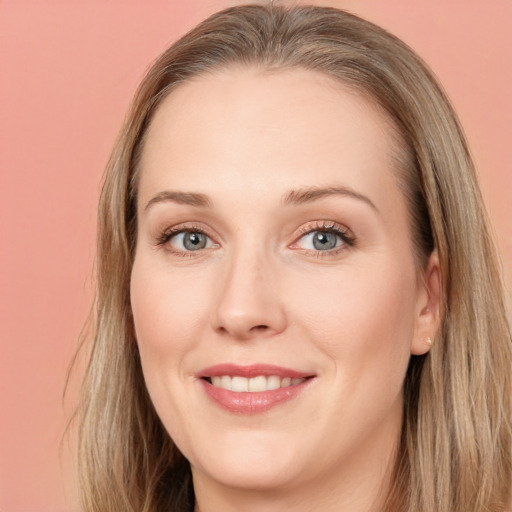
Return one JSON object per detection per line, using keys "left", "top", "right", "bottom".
{"left": 211, "top": 249, "right": 287, "bottom": 341}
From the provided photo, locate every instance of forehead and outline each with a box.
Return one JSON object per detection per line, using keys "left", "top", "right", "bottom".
{"left": 138, "top": 66, "right": 405, "bottom": 215}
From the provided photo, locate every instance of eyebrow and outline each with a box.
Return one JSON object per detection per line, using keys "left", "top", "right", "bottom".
{"left": 282, "top": 186, "right": 378, "bottom": 212}
{"left": 143, "top": 185, "right": 377, "bottom": 213}
{"left": 144, "top": 190, "right": 212, "bottom": 212}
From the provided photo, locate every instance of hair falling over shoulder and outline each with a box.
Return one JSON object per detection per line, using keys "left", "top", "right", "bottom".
{"left": 72, "top": 4, "right": 512, "bottom": 511}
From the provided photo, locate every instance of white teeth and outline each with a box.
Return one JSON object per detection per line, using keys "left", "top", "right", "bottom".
{"left": 248, "top": 376, "right": 267, "bottom": 392}
{"left": 267, "top": 375, "right": 281, "bottom": 390}
{"left": 221, "top": 375, "right": 231, "bottom": 390}
{"left": 231, "top": 376, "right": 249, "bottom": 392}
{"left": 208, "top": 375, "right": 306, "bottom": 392}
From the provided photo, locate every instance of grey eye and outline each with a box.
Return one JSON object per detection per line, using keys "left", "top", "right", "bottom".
{"left": 183, "top": 232, "right": 207, "bottom": 250}
{"left": 296, "top": 230, "right": 342, "bottom": 251}
{"left": 171, "top": 232, "right": 210, "bottom": 251}
{"left": 312, "top": 231, "right": 338, "bottom": 250}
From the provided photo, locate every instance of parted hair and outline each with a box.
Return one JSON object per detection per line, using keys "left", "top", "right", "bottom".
{"left": 75, "top": 4, "right": 512, "bottom": 511}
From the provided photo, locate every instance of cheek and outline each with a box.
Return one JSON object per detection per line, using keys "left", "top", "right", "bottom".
{"left": 129, "top": 257, "right": 216, "bottom": 418}
{"left": 129, "top": 258, "right": 213, "bottom": 437}
{"left": 130, "top": 260, "right": 209, "bottom": 354}
{"left": 290, "top": 260, "right": 417, "bottom": 390}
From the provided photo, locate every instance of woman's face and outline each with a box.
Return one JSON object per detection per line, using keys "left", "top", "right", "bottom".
{"left": 131, "top": 68, "right": 438, "bottom": 497}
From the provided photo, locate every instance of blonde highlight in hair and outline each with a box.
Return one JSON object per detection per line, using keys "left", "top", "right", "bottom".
{"left": 75, "top": 4, "right": 512, "bottom": 511}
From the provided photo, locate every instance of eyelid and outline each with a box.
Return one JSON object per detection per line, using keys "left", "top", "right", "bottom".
{"left": 169, "top": 231, "right": 214, "bottom": 251}
{"left": 155, "top": 222, "right": 220, "bottom": 254}
{"left": 289, "top": 220, "right": 356, "bottom": 253}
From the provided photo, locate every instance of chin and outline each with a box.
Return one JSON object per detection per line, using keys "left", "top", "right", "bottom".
{"left": 198, "top": 459, "right": 299, "bottom": 492}
{"left": 188, "top": 431, "right": 307, "bottom": 491}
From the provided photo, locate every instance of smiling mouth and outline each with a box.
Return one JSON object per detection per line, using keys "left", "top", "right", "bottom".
{"left": 197, "top": 364, "right": 315, "bottom": 413}
{"left": 203, "top": 375, "right": 307, "bottom": 392}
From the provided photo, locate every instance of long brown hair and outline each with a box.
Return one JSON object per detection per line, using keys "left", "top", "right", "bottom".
{"left": 76, "top": 4, "right": 512, "bottom": 511}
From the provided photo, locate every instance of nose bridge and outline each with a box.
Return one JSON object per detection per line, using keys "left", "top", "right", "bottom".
{"left": 212, "top": 240, "right": 286, "bottom": 340}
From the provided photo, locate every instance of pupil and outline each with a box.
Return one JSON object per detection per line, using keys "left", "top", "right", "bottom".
{"left": 184, "top": 232, "right": 206, "bottom": 250}
{"left": 313, "top": 231, "right": 337, "bottom": 250}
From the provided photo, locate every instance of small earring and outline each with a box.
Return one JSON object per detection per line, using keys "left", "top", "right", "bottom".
{"left": 426, "top": 337, "right": 432, "bottom": 346}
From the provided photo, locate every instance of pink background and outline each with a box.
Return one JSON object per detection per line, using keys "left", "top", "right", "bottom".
{"left": 1, "top": 1, "right": 511, "bottom": 510}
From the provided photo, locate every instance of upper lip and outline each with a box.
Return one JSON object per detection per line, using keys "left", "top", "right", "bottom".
{"left": 197, "top": 363, "right": 314, "bottom": 379}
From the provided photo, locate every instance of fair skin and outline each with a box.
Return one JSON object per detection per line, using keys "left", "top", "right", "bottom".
{"left": 130, "top": 67, "right": 440, "bottom": 512}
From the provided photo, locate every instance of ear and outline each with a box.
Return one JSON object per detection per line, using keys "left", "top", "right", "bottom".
{"left": 411, "top": 250, "right": 442, "bottom": 356}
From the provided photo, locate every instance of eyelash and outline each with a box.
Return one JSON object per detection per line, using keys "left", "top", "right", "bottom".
{"left": 292, "top": 221, "right": 356, "bottom": 257}
{"left": 156, "top": 224, "right": 212, "bottom": 258}
{"left": 155, "top": 221, "right": 356, "bottom": 258}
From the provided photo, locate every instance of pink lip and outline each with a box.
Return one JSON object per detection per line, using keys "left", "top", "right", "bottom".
{"left": 196, "top": 364, "right": 315, "bottom": 414}
{"left": 197, "top": 363, "right": 312, "bottom": 379}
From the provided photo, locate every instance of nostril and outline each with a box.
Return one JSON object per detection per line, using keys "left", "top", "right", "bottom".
{"left": 252, "top": 325, "right": 269, "bottom": 331}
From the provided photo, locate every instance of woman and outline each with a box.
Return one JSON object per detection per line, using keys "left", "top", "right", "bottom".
{"left": 76, "top": 4, "right": 512, "bottom": 511}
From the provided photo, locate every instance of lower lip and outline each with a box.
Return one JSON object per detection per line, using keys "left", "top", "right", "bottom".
{"left": 199, "top": 379, "right": 312, "bottom": 414}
